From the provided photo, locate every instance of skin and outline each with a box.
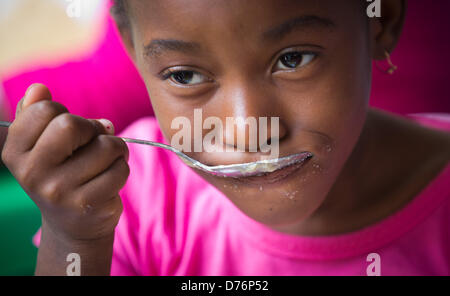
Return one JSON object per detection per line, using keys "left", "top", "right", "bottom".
{"left": 2, "top": 85, "right": 129, "bottom": 275}
{"left": 1, "top": 0, "right": 449, "bottom": 275}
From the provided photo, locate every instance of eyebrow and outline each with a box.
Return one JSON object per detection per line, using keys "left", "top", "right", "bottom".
{"left": 144, "top": 39, "right": 201, "bottom": 58}
{"left": 143, "top": 15, "right": 335, "bottom": 59}
{"left": 262, "top": 15, "right": 336, "bottom": 41}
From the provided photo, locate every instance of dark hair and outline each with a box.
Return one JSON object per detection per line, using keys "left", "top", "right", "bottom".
{"left": 111, "top": 0, "right": 129, "bottom": 29}
{"left": 111, "top": 0, "right": 370, "bottom": 30}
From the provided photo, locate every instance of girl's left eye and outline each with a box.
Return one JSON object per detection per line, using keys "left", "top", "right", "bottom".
{"left": 166, "top": 70, "right": 209, "bottom": 85}
{"left": 274, "top": 52, "right": 316, "bottom": 71}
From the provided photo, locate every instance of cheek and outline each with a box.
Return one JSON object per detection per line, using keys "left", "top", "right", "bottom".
{"left": 144, "top": 86, "right": 193, "bottom": 142}
{"left": 288, "top": 40, "right": 371, "bottom": 165}
{"left": 303, "top": 24, "right": 371, "bottom": 138}
{"left": 278, "top": 40, "right": 371, "bottom": 156}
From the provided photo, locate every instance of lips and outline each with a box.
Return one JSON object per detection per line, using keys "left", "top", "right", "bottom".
{"left": 232, "top": 153, "right": 313, "bottom": 185}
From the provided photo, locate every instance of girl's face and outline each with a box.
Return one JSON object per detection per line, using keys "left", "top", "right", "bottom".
{"left": 123, "top": 0, "right": 376, "bottom": 228}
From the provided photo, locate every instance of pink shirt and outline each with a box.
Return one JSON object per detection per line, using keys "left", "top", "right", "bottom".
{"left": 109, "top": 113, "right": 450, "bottom": 276}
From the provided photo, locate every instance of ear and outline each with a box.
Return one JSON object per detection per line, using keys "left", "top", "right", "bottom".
{"left": 369, "top": 0, "right": 407, "bottom": 60}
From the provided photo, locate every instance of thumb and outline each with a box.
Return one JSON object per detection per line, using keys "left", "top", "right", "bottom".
{"left": 16, "top": 83, "right": 52, "bottom": 118}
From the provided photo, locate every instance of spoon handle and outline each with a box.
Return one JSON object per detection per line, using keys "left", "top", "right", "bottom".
{"left": 0, "top": 121, "right": 11, "bottom": 128}
{"left": 0, "top": 120, "right": 197, "bottom": 166}
{"left": 0, "top": 121, "right": 169, "bottom": 150}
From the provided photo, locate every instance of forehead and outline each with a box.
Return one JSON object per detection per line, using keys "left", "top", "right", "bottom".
{"left": 127, "top": 0, "right": 364, "bottom": 41}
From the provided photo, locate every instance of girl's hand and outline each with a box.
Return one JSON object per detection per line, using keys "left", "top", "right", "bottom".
{"left": 1, "top": 83, "right": 130, "bottom": 243}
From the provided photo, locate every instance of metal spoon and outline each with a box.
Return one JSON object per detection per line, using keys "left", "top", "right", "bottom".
{"left": 0, "top": 120, "right": 312, "bottom": 177}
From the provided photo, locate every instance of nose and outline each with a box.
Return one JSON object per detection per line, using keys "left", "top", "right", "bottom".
{"left": 214, "top": 78, "right": 288, "bottom": 152}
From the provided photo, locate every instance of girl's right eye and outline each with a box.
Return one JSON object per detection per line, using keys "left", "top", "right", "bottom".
{"left": 162, "top": 70, "right": 210, "bottom": 86}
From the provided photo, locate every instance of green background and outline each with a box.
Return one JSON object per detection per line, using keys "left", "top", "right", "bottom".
{"left": 0, "top": 164, "right": 41, "bottom": 275}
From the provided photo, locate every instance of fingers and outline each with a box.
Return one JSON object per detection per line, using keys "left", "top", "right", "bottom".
{"left": 30, "top": 114, "right": 114, "bottom": 166}
{"left": 2, "top": 83, "right": 128, "bottom": 242}
{"left": 9, "top": 84, "right": 67, "bottom": 153}
{"left": 9, "top": 84, "right": 115, "bottom": 155}
{"left": 95, "top": 119, "right": 115, "bottom": 135}
{"left": 15, "top": 83, "right": 52, "bottom": 117}
{"left": 54, "top": 134, "right": 129, "bottom": 185}
{"left": 76, "top": 157, "right": 130, "bottom": 208}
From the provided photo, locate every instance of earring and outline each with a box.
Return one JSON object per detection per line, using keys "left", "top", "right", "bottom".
{"left": 376, "top": 50, "right": 398, "bottom": 75}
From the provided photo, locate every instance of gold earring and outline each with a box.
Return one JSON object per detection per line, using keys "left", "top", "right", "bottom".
{"left": 376, "top": 50, "right": 398, "bottom": 75}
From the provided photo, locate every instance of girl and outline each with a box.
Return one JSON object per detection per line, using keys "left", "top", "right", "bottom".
{"left": 2, "top": 0, "right": 450, "bottom": 275}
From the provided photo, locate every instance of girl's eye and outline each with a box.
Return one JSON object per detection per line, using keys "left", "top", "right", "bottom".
{"left": 274, "top": 52, "right": 316, "bottom": 71}
{"left": 166, "top": 70, "right": 209, "bottom": 85}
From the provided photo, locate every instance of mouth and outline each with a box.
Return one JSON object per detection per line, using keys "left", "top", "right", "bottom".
{"left": 195, "top": 152, "right": 313, "bottom": 178}
{"left": 230, "top": 153, "right": 313, "bottom": 185}
{"left": 200, "top": 152, "right": 313, "bottom": 185}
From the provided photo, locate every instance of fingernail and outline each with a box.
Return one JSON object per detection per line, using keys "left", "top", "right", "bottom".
{"left": 98, "top": 119, "right": 114, "bottom": 134}
{"left": 23, "top": 84, "right": 43, "bottom": 108}
{"left": 24, "top": 84, "right": 37, "bottom": 101}
{"left": 25, "top": 84, "right": 35, "bottom": 96}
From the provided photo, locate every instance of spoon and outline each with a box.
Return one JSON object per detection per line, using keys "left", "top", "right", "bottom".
{"left": 0, "top": 120, "right": 312, "bottom": 177}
